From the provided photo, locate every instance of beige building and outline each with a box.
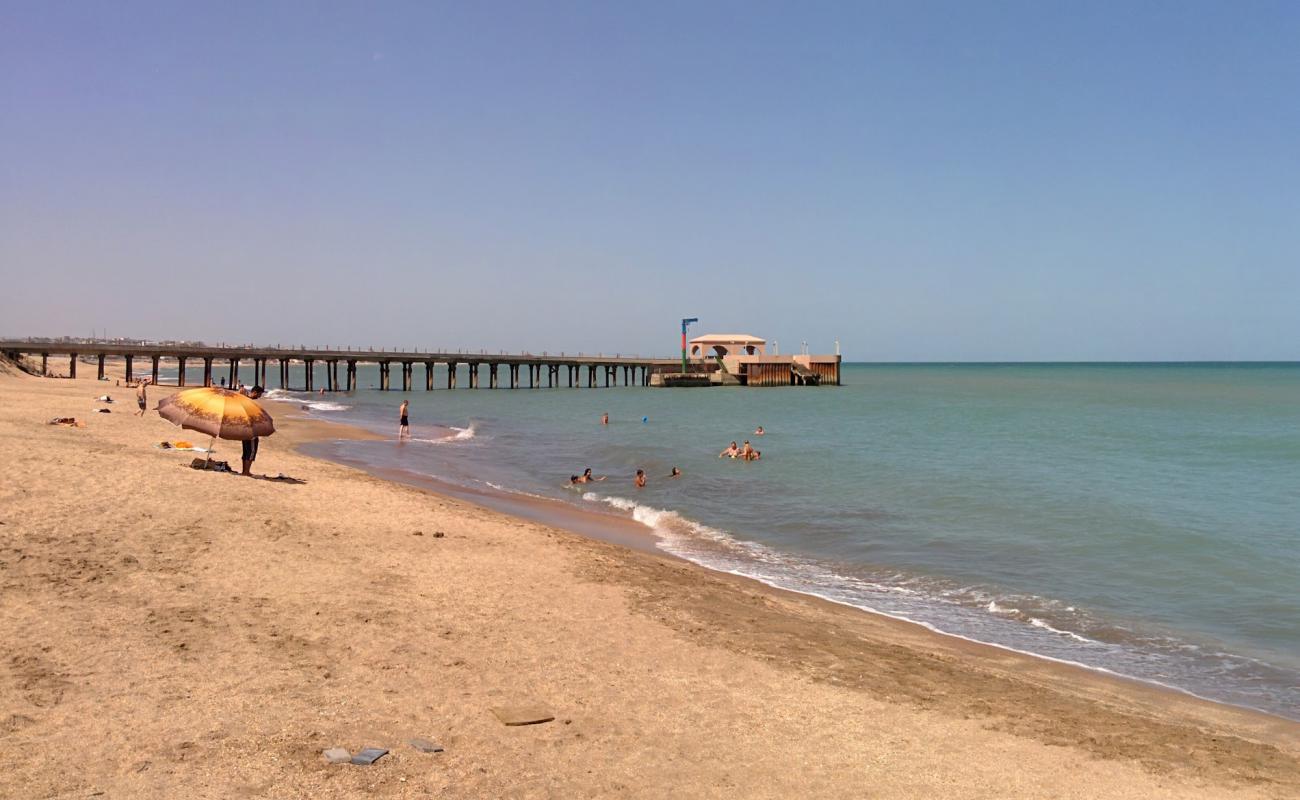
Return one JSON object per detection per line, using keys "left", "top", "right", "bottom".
{"left": 688, "top": 334, "right": 767, "bottom": 359}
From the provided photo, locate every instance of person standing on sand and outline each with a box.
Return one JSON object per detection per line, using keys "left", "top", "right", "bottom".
{"left": 241, "top": 386, "right": 265, "bottom": 476}
{"left": 135, "top": 379, "right": 148, "bottom": 416}
{"left": 398, "top": 399, "right": 410, "bottom": 439}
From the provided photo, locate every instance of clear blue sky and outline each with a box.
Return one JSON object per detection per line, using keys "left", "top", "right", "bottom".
{"left": 2, "top": 2, "right": 1297, "bottom": 360}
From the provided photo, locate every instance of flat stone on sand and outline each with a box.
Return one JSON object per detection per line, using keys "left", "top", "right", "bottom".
{"left": 409, "top": 737, "right": 444, "bottom": 753}
{"left": 350, "top": 747, "right": 388, "bottom": 765}
{"left": 491, "top": 706, "right": 555, "bottom": 726}
{"left": 321, "top": 748, "right": 351, "bottom": 764}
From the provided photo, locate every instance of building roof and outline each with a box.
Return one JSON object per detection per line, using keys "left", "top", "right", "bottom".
{"left": 688, "top": 334, "right": 766, "bottom": 344}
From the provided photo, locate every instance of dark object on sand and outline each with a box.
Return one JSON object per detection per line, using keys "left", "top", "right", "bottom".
{"left": 264, "top": 474, "right": 306, "bottom": 484}
{"left": 47, "top": 417, "right": 84, "bottom": 427}
{"left": 190, "top": 458, "right": 232, "bottom": 472}
{"left": 97, "top": 408, "right": 111, "bottom": 414}
{"left": 491, "top": 706, "right": 555, "bottom": 726}
{"left": 409, "top": 738, "right": 444, "bottom": 753}
{"left": 350, "top": 747, "right": 388, "bottom": 765}
{"left": 322, "top": 747, "right": 351, "bottom": 764}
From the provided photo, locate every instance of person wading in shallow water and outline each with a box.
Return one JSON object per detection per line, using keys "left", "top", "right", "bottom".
{"left": 398, "top": 399, "right": 410, "bottom": 440}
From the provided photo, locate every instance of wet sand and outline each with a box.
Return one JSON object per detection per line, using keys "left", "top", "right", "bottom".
{"left": 1, "top": 358, "right": 1297, "bottom": 799}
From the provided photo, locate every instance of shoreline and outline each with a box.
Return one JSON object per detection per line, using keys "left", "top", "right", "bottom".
{"left": 281, "top": 401, "right": 1298, "bottom": 726}
{"left": 4, "top": 363, "right": 1298, "bottom": 798}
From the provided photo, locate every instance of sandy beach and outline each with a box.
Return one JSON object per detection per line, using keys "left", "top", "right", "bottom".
{"left": 2, "top": 360, "right": 1297, "bottom": 799}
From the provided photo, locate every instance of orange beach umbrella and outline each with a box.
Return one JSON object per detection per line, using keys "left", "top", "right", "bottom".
{"left": 156, "top": 387, "right": 275, "bottom": 441}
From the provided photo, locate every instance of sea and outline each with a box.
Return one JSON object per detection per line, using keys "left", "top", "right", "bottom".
{"left": 203, "top": 362, "right": 1298, "bottom": 720}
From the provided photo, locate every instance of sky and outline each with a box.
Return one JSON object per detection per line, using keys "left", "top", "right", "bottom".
{"left": 2, "top": 1, "right": 1298, "bottom": 361}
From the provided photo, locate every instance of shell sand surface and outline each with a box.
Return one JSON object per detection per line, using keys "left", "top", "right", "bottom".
{"left": 0, "top": 358, "right": 1297, "bottom": 799}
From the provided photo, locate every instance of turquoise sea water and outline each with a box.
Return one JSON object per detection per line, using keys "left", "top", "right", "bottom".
{"left": 250, "top": 363, "right": 1298, "bottom": 719}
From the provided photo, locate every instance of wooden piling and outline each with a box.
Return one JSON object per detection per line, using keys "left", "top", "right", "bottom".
{"left": 124, "top": 355, "right": 134, "bottom": 383}
{"left": 97, "top": 353, "right": 106, "bottom": 381}
{"left": 304, "top": 359, "right": 313, "bottom": 392}
{"left": 151, "top": 355, "right": 160, "bottom": 384}
{"left": 447, "top": 362, "right": 457, "bottom": 390}
{"left": 469, "top": 363, "right": 479, "bottom": 389}
{"left": 202, "top": 357, "right": 213, "bottom": 387}
{"left": 70, "top": 354, "right": 77, "bottom": 378}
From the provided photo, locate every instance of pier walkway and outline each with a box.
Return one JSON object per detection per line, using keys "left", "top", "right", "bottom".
{"left": 0, "top": 340, "right": 679, "bottom": 391}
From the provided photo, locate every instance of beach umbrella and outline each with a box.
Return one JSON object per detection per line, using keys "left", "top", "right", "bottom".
{"left": 156, "top": 387, "right": 275, "bottom": 443}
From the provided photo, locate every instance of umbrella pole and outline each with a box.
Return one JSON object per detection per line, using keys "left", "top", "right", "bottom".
{"left": 206, "top": 435, "right": 216, "bottom": 466}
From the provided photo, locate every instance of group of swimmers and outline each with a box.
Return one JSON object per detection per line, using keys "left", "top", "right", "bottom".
{"left": 719, "top": 441, "right": 761, "bottom": 461}
{"left": 573, "top": 415, "right": 764, "bottom": 488}
{"left": 570, "top": 466, "right": 682, "bottom": 488}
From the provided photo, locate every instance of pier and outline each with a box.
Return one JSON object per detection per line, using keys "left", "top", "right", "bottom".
{"left": 0, "top": 339, "right": 840, "bottom": 390}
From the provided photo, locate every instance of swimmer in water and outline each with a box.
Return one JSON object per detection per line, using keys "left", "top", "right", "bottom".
{"left": 754, "top": 426, "right": 765, "bottom": 436}
{"left": 719, "top": 441, "right": 739, "bottom": 458}
{"left": 570, "top": 468, "right": 606, "bottom": 484}
{"left": 634, "top": 469, "right": 646, "bottom": 488}
{"left": 666, "top": 467, "right": 682, "bottom": 479}
{"left": 601, "top": 412, "right": 609, "bottom": 425}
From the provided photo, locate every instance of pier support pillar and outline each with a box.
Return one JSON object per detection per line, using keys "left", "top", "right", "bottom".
{"left": 586, "top": 365, "right": 595, "bottom": 388}
{"left": 152, "top": 356, "right": 161, "bottom": 384}
{"left": 469, "top": 363, "right": 480, "bottom": 389}
{"left": 279, "top": 360, "right": 288, "bottom": 390}
{"left": 402, "top": 362, "right": 413, "bottom": 392}
{"left": 124, "top": 355, "right": 134, "bottom": 384}
{"left": 202, "top": 357, "right": 212, "bottom": 387}
{"left": 379, "top": 362, "right": 390, "bottom": 391}
{"left": 227, "top": 358, "right": 238, "bottom": 388}
{"left": 97, "top": 353, "right": 105, "bottom": 381}
{"left": 332, "top": 361, "right": 341, "bottom": 391}
{"left": 177, "top": 357, "right": 187, "bottom": 386}
{"left": 41, "top": 353, "right": 48, "bottom": 376}
{"left": 69, "top": 354, "right": 77, "bottom": 378}
{"left": 447, "top": 362, "right": 457, "bottom": 390}
{"left": 488, "top": 363, "right": 498, "bottom": 389}
{"left": 304, "top": 360, "right": 314, "bottom": 392}
{"left": 508, "top": 364, "right": 517, "bottom": 389}
{"left": 347, "top": 361, "right": 357, "bottom": 391}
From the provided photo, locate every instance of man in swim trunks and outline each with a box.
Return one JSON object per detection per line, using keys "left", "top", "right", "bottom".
{"left": 241, "top": 385, "right": 265, "bottom": 476}
{"left": 398, "top": 400, "right": 410, "bottom": 439}
{"left": 135, "top": 379, "right": 148, "bottom": 416}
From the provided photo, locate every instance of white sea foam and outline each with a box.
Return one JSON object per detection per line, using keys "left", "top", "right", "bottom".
{"left": 411, "top": 424, "right": 478, "bottom": 445}
{"left": 262, "top": 389, "right": 351, "bottom": 412}
{"left": 1029, "top": 617, "right": 1097, "bottom": 644}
